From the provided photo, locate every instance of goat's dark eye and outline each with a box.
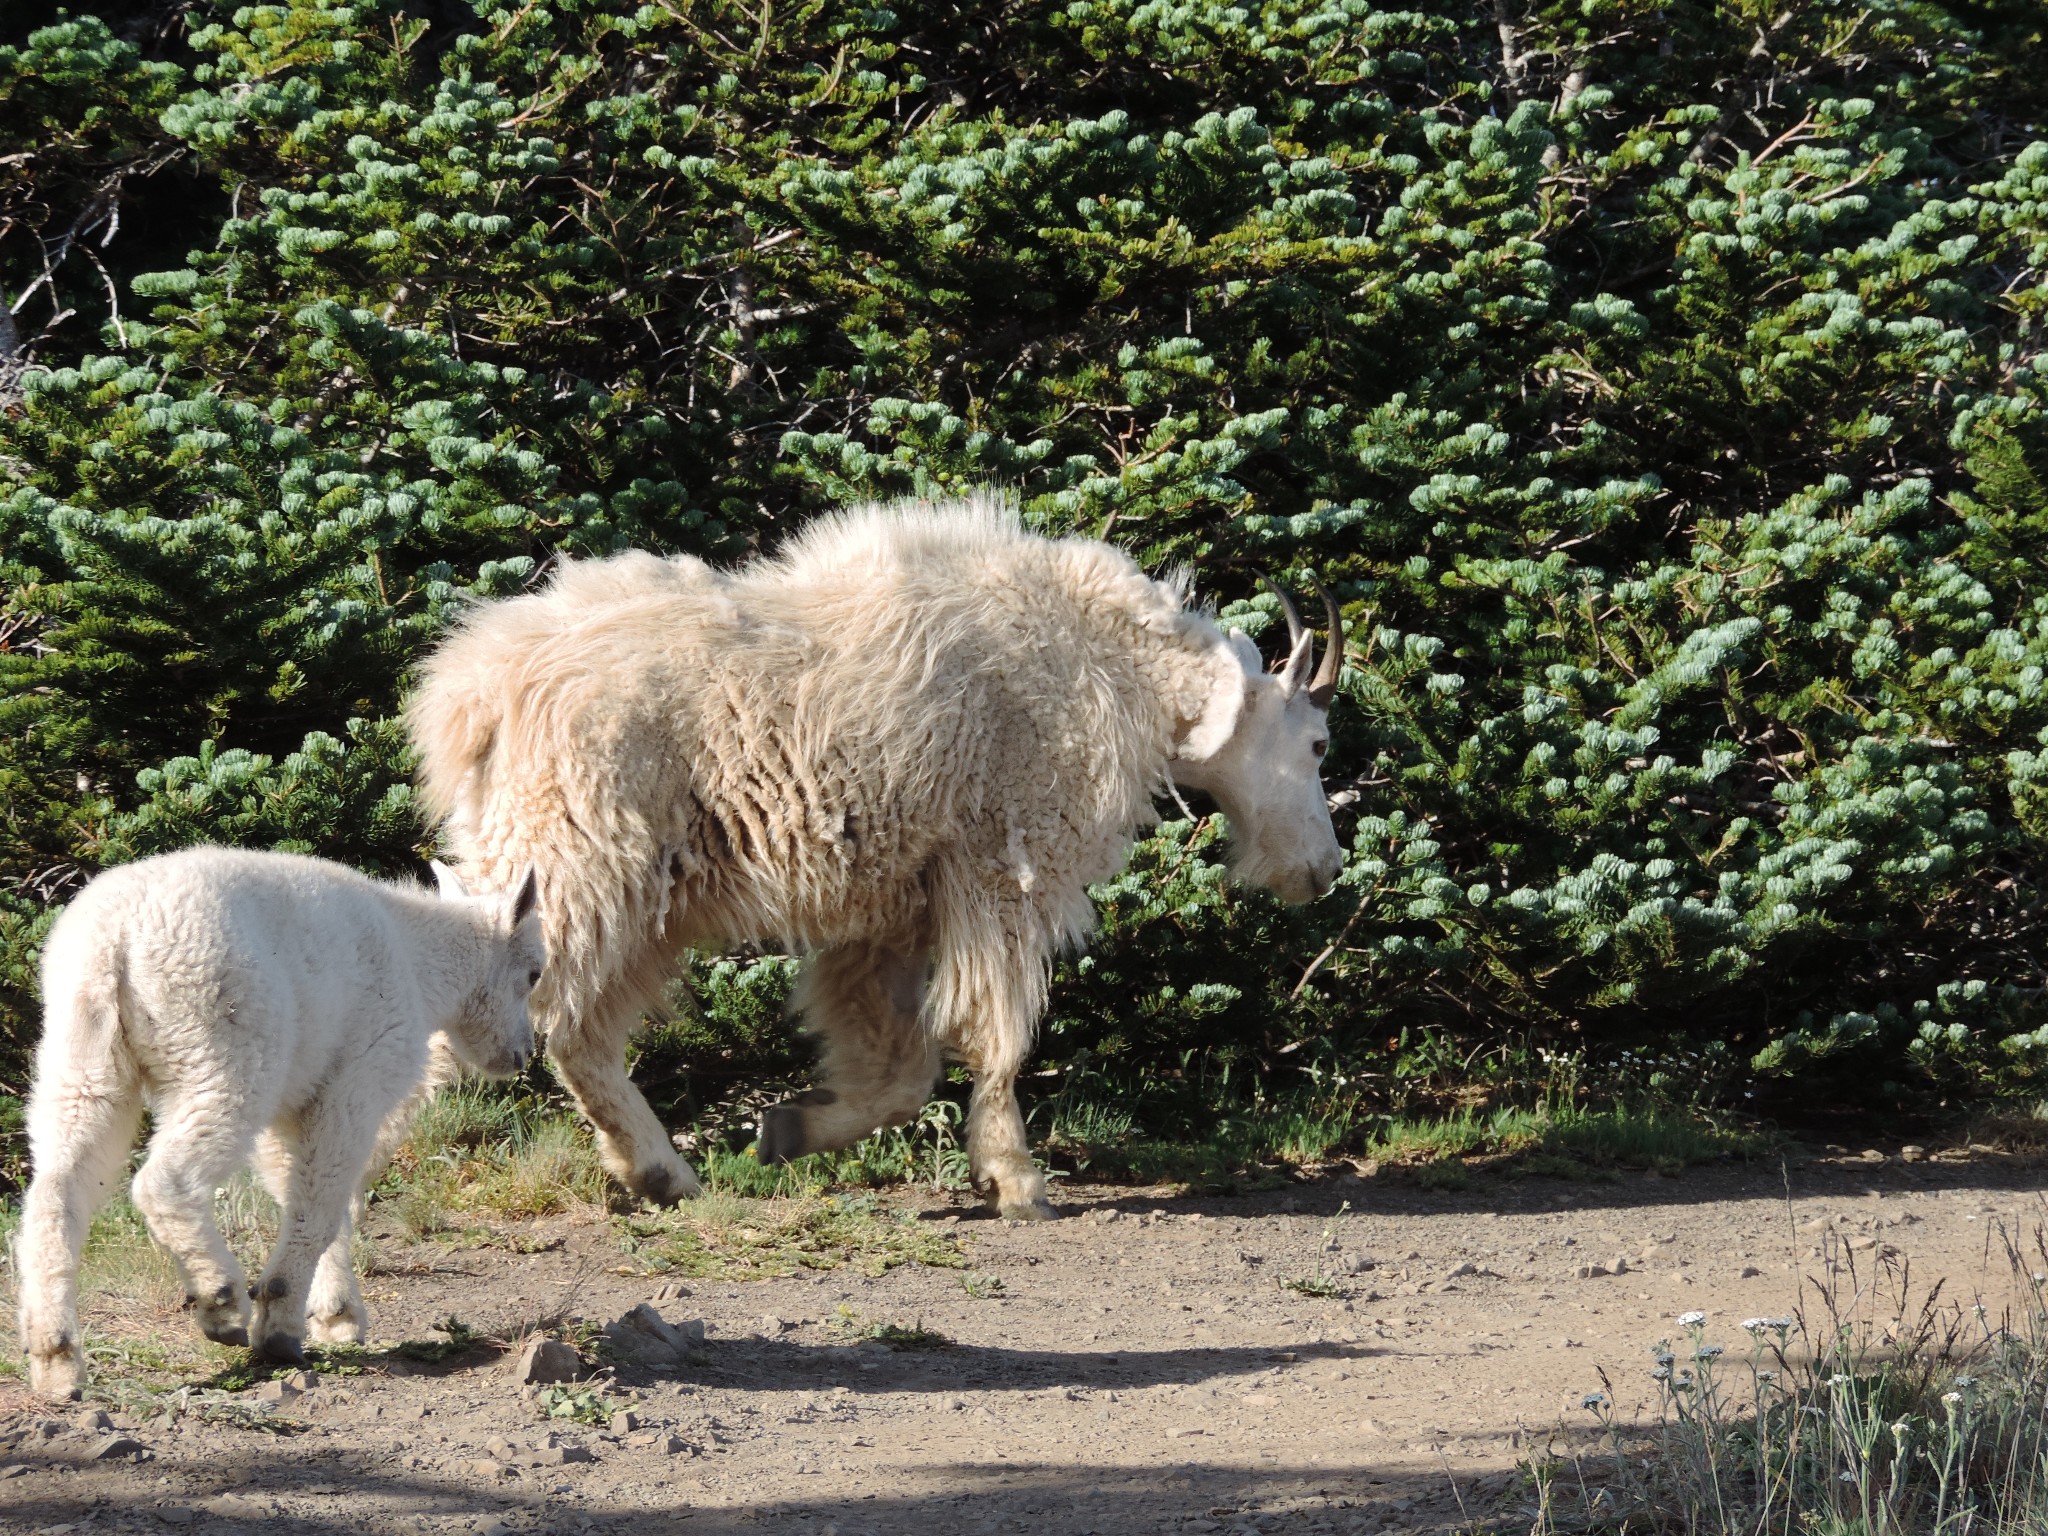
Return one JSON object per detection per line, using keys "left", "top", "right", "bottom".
{"left": 528, "top": 968, "right": 543, "bottom": 988}
{"left": 1312, "top": 739, "right": 1328, "bottom": 758}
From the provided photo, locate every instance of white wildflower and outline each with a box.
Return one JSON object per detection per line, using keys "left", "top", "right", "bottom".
{"left": 1695, "top": 1345, "right": 1724, "bottom": 1360}
{"left": 1581, "top": 1391, "right": 1609, "bottom": 1410}
{"left": 1942, "top": 1392, "right": 1963, "bottom": 1407}
{"left": 1677, "top": 1310, "right": 1707, "bottom": 1328}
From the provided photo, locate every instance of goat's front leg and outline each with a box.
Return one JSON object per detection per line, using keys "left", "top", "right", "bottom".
{"left": 251, "top": 1105, "right": 369, "bottom": 1364}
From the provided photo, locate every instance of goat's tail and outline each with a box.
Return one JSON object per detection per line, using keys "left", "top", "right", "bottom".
{"left": 406, "top": 610, "right": 515, "bottom": 834}
{"left": 17, "top": 920, "right": 143, "bottom": 1397}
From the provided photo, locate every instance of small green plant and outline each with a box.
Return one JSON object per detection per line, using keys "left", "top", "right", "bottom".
{"left": 533, "top": 1383, "right": 619, "bottom": 1428}
{"left": 1280, "top": 1202, "right": 1353, "bottom": 1299}
{"left": 827, "top": 1307, "right": 952, "bottom": 1350}
{"left": 961, "top": 1271, "right": 1006, "bottom": 1300}
{"left": 391, "top": 1317, "right": 484, "bottom": 1363}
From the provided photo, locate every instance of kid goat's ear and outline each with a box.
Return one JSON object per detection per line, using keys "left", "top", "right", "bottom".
{"left": 509, "top": 864, "right": 540, "bottom": 926}
{"left": 430, "top": 859, "right": 469, "bottom": 900}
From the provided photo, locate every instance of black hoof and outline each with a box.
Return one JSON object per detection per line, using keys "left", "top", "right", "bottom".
{"left": 632, "top": 1162, "right": 692, "bottom": 1207}
{"left": 206, "top": 1325, "right": 250, "bottom": 1348}
{"left": 255, "top": 1333, "right": 306, "bottom": 1365}
{"left": 757, "top": 1103, "right": 806, "bottom": 1165}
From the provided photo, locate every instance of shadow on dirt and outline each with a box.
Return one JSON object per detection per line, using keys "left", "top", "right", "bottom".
{"left": 0, "top": 1441, "right": 1522, "bottom": 1535}
{"left": 1046, "top": 1153, "right": 2048, "bottom": 1226}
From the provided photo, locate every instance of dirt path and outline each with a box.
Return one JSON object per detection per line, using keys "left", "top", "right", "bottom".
{"left": 4, "top": 1153, "right": 2045, "bottom": 1536}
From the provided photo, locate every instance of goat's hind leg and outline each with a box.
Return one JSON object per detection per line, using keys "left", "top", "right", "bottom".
{"left": 758, "top": 942, "right": 940, "bottom": 1164}
{"left": 17, "top": 1076, "right": 143, "bottom": 1398}
{"left": 130, "top": 1098, "right": 255, "bottom": 1349}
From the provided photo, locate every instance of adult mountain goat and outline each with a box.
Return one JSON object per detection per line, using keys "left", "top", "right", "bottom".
{"left": 409, "top": 498, "right": 1344, "bottom": 1218}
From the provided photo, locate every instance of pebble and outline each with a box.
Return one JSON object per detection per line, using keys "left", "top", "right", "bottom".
{"left": 1164, "top": 1426, "right": 1206, "bottom": 1439}
{"left": 155, "top": 1508, "right": 197, "bottom": 1527}
{"left": 73, "top": 1409, "right": 113, "bottom": 1435}
{"left": 610, "top": 1409, "right": 641, "bottom": 1435}
{"left": 1900, "top": 1145, "right": 1926, "bottom": 1162}
{"left": 1574, "top": 1263, "right": 1610, "bottom": 1280}
{"left": 87, "top": 1436, "right": 147, "bottom": 1461}
{"left": 652, "top": 1281, "right": 692, "bottom": 1302}
{"left": 251, "top": 1379, "right": 299, "bottom": 1403}
{"left": 1738, "top": 1265, "right": 1764, "bottom": 1278}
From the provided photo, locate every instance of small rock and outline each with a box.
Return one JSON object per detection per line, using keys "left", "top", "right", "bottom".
{"left": 250, "top": 1378, "right": 300, "bottom": 1403}
{"left": 1443, "top": 1261, "right": 1477, "bottom": 1281}
{"left": 156, "top": 1508, "right": 197, "bottom": 1527}
{"left": 1165, "top": 1426, "right": 1206, "bottom": 1439}
{"left": 604, "top": 1304, "right": 697, "bottom": 1368}
{"left": 1860, "top": 1149, "right": 1886, "bottom": 1163}
{"left": 658, "top": 1434, "right": 693, "bottom": 1456}
{"left": 533, "top": 1444, "right": 594, "bottom": 1465}
{"left": 1610, "top": 1256, "right": 1630, "bottom": 1276}
{"left": 1848, "top": 1235, "right": 1880, "bottom": 1252}
{"left": 486, "top": 1435, "right": 520, "bottom": 1461}
{"left": 1798, "top": 1217, "right": 1831, "bottom": 1234}
{"left": 0, "top": 1466, "right": 27, "bottom": 1480}
{"left": 760, "top": 1314, "right": 788, "bottom": 1335}
{"left": 284, "top": 1370, "right": 319, "bottom": 1391}
{"left": 464, "top": 1457, "right": 517, "bottom": 1480}
{"left": 1574, "top": 1263, "right": 1611, "bottom": 1280}
{"left": 88, "top": 1436, "right": 146, "bottom": 1461}
{"left": 1900, "top": 1145, "right": 1926, "bottom": 1163}
{"left": 1337, "top": 1254, "right": 1375, "bottom": 1274}
{"left": 609, "top": 1410, "right": 641, "bottom": 1435}
{"left": 652, "top": 1281, "right": 692, "bottom": 1302}
{"left": 1738, "top": 1265, "right": 1764, "bottom": 1279}
{"left": 511, "top": 1336, "right": 587, "bottom": 1385}
{"left": 73, "top": 1409, "right": 112, "bottom": 1435}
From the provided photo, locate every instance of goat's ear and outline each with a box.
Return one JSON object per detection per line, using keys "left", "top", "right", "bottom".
{"left": 430, "top": 859, "right": 469, "bottom": 900}
{"left": 508, "top": 864, "right": 540, "bottom": 927}
{"left": 1175, "top": 632, "right": 1256, "bottom": 764}
{"left": 1276, "top": 626, "right": 1315, "bottom": 697}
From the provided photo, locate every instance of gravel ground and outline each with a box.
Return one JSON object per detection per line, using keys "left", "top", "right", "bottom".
{"left": 3, "top": 1150, "right": 2043, "bottom": 1535}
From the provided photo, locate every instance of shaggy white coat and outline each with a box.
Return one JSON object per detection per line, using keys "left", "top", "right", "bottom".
{"left": 408, "top": 496, "right": 1340, "bottom": 1216}
{"left": 15, "top": 847, "right": 543, "bottom": 1399}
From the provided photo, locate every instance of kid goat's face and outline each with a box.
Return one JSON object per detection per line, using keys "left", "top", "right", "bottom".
{"left": 433, "top": 861, "right": 545, "bottom": 1076}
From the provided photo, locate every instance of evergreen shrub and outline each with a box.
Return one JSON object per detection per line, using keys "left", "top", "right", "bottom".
{"left": 4, "top": 0, "right": 2047, "bottom": 1147}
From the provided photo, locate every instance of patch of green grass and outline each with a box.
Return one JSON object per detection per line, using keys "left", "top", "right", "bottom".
{"left": 1366, "top": 1101, "right": 1761, "bottom": 1183}
{"left": 827, "top": 1307, "right": 952, "bottom": 1350}
{"left": 378, "top": 1088, "right": 609, "bottom": 1234}
{"left": 614, "top": 1190, "right": 968, "bottom": 1279}
{"left": 960, "top": 1271, "right": 1006, "bottom": 1299}
{"left": 1530, "top": 1240, "right": 2048, "bottom": 1534}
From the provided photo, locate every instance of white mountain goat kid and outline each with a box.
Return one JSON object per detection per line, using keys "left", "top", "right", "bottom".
{"left": 15, "top": 847, "right": 542, "bottom": 1398}
{"left": 409, "top": 496, "right": 1344, "bottom": 1220}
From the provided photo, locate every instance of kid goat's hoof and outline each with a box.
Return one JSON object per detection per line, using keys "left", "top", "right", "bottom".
{"left": 255, "top": 1333, "right": 307, "bottom": 1366}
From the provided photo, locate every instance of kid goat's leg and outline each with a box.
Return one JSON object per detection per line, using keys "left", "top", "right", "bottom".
{"left": 250, "top": 1099, "right": 372, "bottom": 1364}
{"left": 130, "top": 1095, "right": 256, "bottom": 1349}
{"left": 17, "top": 1072, "right": 143, "bottom": 1399}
